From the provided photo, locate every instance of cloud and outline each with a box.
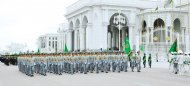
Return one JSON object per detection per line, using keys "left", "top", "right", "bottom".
{"left": 0, "top": 0, "right": 78, "bottom": 51}
{"left": 0, "top": 16, "right": 16, "bottom": 29}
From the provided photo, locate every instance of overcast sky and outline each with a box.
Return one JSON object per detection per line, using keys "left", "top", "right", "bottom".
{"left": 0, "top": 0, "right": 78, "bottom": 51}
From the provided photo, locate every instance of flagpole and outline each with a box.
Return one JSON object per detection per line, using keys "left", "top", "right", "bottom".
{"left": 189, "top": 0, "right": 190, "bottom": 35}
{"left": 188, "top": 0, "right": 190, "bottom": 52}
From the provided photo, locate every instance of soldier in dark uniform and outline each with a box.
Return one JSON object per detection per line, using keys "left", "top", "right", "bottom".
{"left": 148, "top": 54, "right": 152, "bottom": 68}
{"left": 143, "top": 53, "right": 146, "bottom": 68}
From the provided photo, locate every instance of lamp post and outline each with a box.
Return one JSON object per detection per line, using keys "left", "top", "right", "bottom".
{"left": 118, "top": 10, "right": 121, "bottom": 51}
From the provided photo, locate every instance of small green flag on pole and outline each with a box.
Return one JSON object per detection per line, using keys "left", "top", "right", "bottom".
{"left": 64, "top": 44, "right": 69, "bottom": 53}
{"left": 155, "top": 6, "right": 158, "bottom": 11}
{"left": 164, "top": 0, "right": 173, "bottom": 8}
{"left": 125, "top": 37, "right": 131, "bottom": 55}
{"left": 140, "top": 44, "right": 145, "bottom": 52}
{"left": 169, "top": 39, "right": 177, "bottom": 53}
{"left": 37, "top": 48, "right": 40, "bottom": 54}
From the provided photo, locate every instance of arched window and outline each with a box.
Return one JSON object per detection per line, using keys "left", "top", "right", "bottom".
{"left": 173, "top": 18, "right": 181, "bottom": 33}
{"left": 154, "top": 18, "right": 165, "bottom": 28}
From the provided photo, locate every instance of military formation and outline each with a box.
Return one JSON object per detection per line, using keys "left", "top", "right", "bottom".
{"left": 142, "top": 53, "right": 152, "bottom": 68}
{"left": 0, "top": 55, "right": 18, "bottom": 66}
{"left": 168, "top": 52, "right": 190, "bottom": 75}
{"left": 17, "top": 51, "right": 143, "bottom": 77}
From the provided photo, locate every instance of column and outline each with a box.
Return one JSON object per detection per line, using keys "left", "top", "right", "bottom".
{"left": 111, "top": 28, "right": 116, "bottom": 48}
{"left": 169, "top": 26, "right": 173, "bottom": 44}
{"left": 150, "top": 27, "right": 153, "bottom": 44}
{"left": 146, "top": 27, "right": 149, "bottom": 51}
{"left": 74, "top": 29, "right": 77, "bottom": 51}
{"left": 185, "top": 27, "right": 189, "bottom": 52}
{"left": 110, "top": 33, "right": 112, "bottom": 49}
{"left": 83, "top": 28, "right": 86, "bottom": 50}
{"left": 108, "top": 32, "right": 111, "bottom": 49}
{"left": 129, "top": 26, "right": 134, "bottom": 50}
{"left": 112, "top": 31, "right": 114, "bottom": 48}
{"left": 101, "top": 22, "right": 108, "bottom": 50}
{"left": 63, "top": 32, "right": 65, "bottom": 49}
{"left": 136, "top": 32, "right": 140, "bottom": 52}
{"left": 67, "top": 30, "right": 72, "bottom": 51}
{"left": 182, "top": 27, "right": 185, "bottom": 46}
{"left": 116, "top": 30, "right": 119, "bottom": 48}
{"left": 122, "top": 29, "right": 125, "bottom": 51}
{"left": 165, "top": 27, "right": 168, "bottom": 44}
{"left": 112, "top": 29, "right": 116, "bottom": 48}
{"left": 80, "top": 27, "right": 84, "bottom": 51}
{"left": 146, "top": 28, "right": 149, "bottom": 44}
{"left": 177, "top": 33, "right": 180, "bottom": 51}
{"left": 86, "top": 23, "right": 92, "bottom": 50}
{"left": 139, "top": 29, "right": 142, "bottom": 45}
{"left": 78, "top": 29, "right": 81, "bottom": 50}
{"left": 182, "top": 27, "right": 187, "bottom": 52}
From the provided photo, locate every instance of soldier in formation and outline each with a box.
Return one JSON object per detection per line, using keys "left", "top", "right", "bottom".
{"left": 168, "top": 52, "right": 190, "bottom": 74}
{"left": 143, "top": 53, "right": 146, "bottom": 68}
{"left": 148, "top": 54, "right": 152, "bottom": 68}
{"left": 17, "top": 51, "right": 143, "bottom": 77}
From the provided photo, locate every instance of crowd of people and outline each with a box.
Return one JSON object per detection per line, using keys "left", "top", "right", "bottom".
{"left": 0, "top": 55, "right": 18, "bottom": 66}
{"left": 168, "top": 52, "right": 190, "bottom": 75}
{"left": 17, "top": 51, "right": 145, "bottom": 77}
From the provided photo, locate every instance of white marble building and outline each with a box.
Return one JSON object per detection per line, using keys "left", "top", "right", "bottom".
{"left": 38, "top": 23, "right": 68, "bottom": 53}
{"left": 38, "top": 34, "right": 59, "bottom": 53}
{"left": 38, "top": 0, "right": 190, "bottom": 55}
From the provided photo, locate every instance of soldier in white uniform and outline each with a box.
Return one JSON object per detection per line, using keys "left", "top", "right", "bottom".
{"left": 178, "top": 52, "right": 184, "bottom": 75}
{"left": 173, "top": 52, "right": 179, "bottom": 74}
{"left": 136, "top": 51, "right": 141, "bottom": 72}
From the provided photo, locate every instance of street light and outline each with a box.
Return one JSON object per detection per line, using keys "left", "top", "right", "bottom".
{"left": 118, "top": 10, "right": 121, "bottom": 51}
{"left": 113, "top": 10, "right": 124, "bottom": 51}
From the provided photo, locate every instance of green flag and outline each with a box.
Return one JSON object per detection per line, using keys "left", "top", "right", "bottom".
{"left": 155, "top": 6, "right": 158, "bottom": 11}
{"left": 164, "top": 0, "right": 173, "bottom": 8}
{"left": 37, "top": 48, "right": 40, "bottom": 54}
{"left": 169, "top": 39, "right": 177, "bottom": 53}
{"left": 140, "top": 44, "right": 145, "bottom": 52}
{"left": 125, "top": 37, "right": 131, "bottom": 55}
{"left": 64, "top": 44, "right": 69, "bottom": 53}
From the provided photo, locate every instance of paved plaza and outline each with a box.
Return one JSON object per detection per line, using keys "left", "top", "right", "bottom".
{"left": 0, "top": 61, "right": 190, "bottom": 86}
